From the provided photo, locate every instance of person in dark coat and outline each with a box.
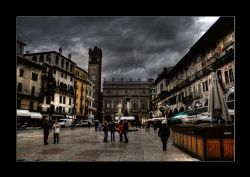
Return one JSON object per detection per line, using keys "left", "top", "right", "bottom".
{"left": 118, "top": 120, "right": 124, "bottom": 142}
{"left": 109, "top": 120, "right": 116, "bottom": 141}
{"left": 42, "top": 117, "right": 51, "bottom": 145}
{"left": 94, "top": 121, "right": 99, "bottom": 132}
{"left": 123, "top": 120, "right": 129, "bottom": 143}
{"left": 158, "top": 119, "right": 170, "bottom": 151}
{"left": 103, "top": 121, "right": 109, "bottom": 143}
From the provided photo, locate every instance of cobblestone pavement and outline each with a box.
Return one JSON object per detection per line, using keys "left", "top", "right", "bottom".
{"left": 16, "top": 127, "right": 199, "bottom": 161}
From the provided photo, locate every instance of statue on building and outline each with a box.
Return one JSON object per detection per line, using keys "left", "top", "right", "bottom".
{"left": 117, "top": 103, "right": 122, "bottom": 115}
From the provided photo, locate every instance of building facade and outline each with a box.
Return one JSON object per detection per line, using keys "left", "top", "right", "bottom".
{"left": 86, "top": 78, "right": 96, "bottom": 119}
{"left": 17, "top": 55, "right": 44, "bottom": 111}
{"left": 74, "top": 65, "right": 88, "bottom": 120}
{"left": 24, "top": 48, "right": 76, "bottom": 119}
{"left": 88, "top": 46, "right": 102, "bottom": 119}
{"left": 153, "top": 17, "right": 234, "bottom": 117}
{"left": 102, "top": 78, "right": 153, "bottom": 123}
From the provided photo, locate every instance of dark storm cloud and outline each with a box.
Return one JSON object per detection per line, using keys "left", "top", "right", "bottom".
{"left": 16, "top": 16, "right": 219, "bottom": 81}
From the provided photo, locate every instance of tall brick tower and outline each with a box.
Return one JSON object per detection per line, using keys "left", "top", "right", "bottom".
{"left": 88, "top": 46, "right": 102, "bottom": 120}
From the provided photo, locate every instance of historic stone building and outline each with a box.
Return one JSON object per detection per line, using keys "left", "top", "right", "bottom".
{"left": 153, "top": 17, "right": 234, "bottom": 117}
{"left": 86, "top": 78, "right": 96, "bottom": 119}
{"left": 74, "top": 66, "right": 88, "bottom": 120}
{"left": 88, "top": 46, "right": 102, "bottom": 119}
{"left": 17, "top": 41, "right": 44, "bottom": 111}
{"left": 24, "top": 47, "right": 76, "bottom": 119}
{"left": 102, "top": 78, "right": 154, "bottom": 123}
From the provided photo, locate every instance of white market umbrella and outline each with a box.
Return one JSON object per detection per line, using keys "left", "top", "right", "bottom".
{"left": 208, "top": 72, "right": 231, "bottom": 123}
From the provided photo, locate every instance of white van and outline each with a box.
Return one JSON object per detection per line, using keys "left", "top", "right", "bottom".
{"left": 59, "top": 119, "right": 73, "bottom": 127}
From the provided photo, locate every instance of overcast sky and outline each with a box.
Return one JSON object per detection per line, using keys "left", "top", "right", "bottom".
{"left": 16, "top": 16, "right": 219, "bottom": 81}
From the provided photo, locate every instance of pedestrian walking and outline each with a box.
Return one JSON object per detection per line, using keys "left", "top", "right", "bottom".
{"left": 103, "top": 121, "right": 109, "bottom": 142}
{"left": 42, "top": 117, "right": 51, "bottom": 145}
{"left": 94, "top": 121, "right": 99, "bottom": 132}
{"left": 109, "top": 120, "right": 116, "bottom": 141}
{"left": 98, "top": 123, "right": 102, "bottom": 131}
{"left": 118, "top": 120, "right": 124, "bottom": 142}
{"left": 123, "top": 120, "right": 129, "bottom": 143}
{"left": 158, "top": 119, "right": 170, "bottom": 151}
{"left": 138, "top": 121, "right": 142, "bottom": 129}
{"left": 52, "top": 119, "right": 61, "bottom": 144}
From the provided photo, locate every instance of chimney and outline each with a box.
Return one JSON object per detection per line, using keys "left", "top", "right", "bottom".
{"left": 68, "top": 53, "right": 71, "bottom": 60}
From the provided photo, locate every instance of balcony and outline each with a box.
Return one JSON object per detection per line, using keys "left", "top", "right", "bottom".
{"left": 41, "top": 73, "right": 54, "bottom": 81}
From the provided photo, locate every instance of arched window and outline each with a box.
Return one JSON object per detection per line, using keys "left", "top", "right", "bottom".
{"left": 179, "top": 107, "right": 185, "bottom": 113}
{"left": 39, "top": 55, "right": 44, "bottom": 62}
{"left": 56, "top": 56, "right": 59, "bottom": 65}
{"left": 217, "top": 70, "right": 222, "bottom": 82}
{"left": 70, "top": 64, "right": 73, "bottom": 72}
{"left": 61, "top": 59, "right": 64, "bottom": 68}
{"left": 174, "top": 108, "right": 178, "bottom": 114}
{"left": 66, "top": 61, "right": 69, "bottom": 70}
{"left": 19, "top": 68, "right": 24, "bottom": 77}
{"left": 46, "top": 54, "right": 51, "bottom": 63}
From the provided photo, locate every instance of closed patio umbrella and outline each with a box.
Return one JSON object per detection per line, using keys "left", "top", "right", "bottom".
{"left": 208, "top": 72, "right": 231, "bottom": 123}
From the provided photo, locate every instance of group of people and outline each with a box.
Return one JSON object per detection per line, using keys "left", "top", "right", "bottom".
{"left": 102, "top": 120, "right": 129, "bottom": 143}
{"left": 41, "top": 114, "right": 170, "bottom": 152}
{"left": 42, "top": 117, "right": 61, "bottom": 145}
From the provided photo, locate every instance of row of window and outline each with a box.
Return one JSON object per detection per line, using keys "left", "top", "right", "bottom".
{"left": 87, "top": 100, "right": 93, "bottom": 107}
{"left": 55, "top": 55, "right": 73, "bottom": 72}
{"left": 17, "top": 83, "right": 36, "bottom": 96}
{"left": 59, "top": 96, "right": 72, "bottom": 105}
{"left": 32, "top": 54, "right": 51, "bottom": 63}
{"left": 60, "top": 72, "right": 73, "bottom": 81}
{"left": 54, "top": 106, "right": 74, "bottom": 114}
{"left": 31, "top": 54, "right": 74, "bottom": 72}
{"left": 75, "top": 70, "right": 87, "bottom": 79}
{"left": 158, "top": 68, "right": 234, "bottom": 95}
{"left": 105, "top": 102, "right": 148, "bottom": 110}
{"left": 105, "top": 89, "right": 148, "bottom": 95}
{"left": 19, "top": 69, "right": 38, "bottom": 81}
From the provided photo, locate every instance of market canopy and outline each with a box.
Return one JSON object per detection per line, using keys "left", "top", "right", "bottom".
{"left": 29, "top": 112, "right": 42, "bottom": 119}
{"left": 208, "top": 72, "right": 231, "bottom": 123}
{"left": 115, "top": 116, "right": 135, "bottom": 120}
{"left": 17, "top": 109, "right": 30, "bottom": 117}
{"left": 149, "top": 117, "right": 166, "bottom": 121}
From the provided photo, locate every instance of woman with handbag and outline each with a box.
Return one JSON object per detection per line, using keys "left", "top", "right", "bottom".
{"left": 52, "top": 119, "right": 61, "bottom": 144}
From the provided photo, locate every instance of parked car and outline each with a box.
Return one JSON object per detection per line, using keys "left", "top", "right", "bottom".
{"left": 59, "top": 119, "right": 73, "bottom": 127}
{"left": 75, "top": 120, "right": 89, "bottom": 127}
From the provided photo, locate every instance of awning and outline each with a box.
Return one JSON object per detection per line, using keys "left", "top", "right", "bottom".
{"left": 17, "top": 109, "right": 30, "bottom": 117}
{"left": 120, "top": 116, "right": 135, "bottom": 120}
{"left": 30, "top": 112, "right": 42, "bottom": 119}
{"left": 150, "top": 117, "right": 166, "bottom": 121}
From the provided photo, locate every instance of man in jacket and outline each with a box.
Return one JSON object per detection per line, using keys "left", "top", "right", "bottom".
{"left": 158, "top": 119, "right": 170, "bottom": 151}
{"left": 123, "top": 120, "right": 129, "bottom": 143}
{"left": 42, "top": 117, "right": 51, "bottom": 145}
